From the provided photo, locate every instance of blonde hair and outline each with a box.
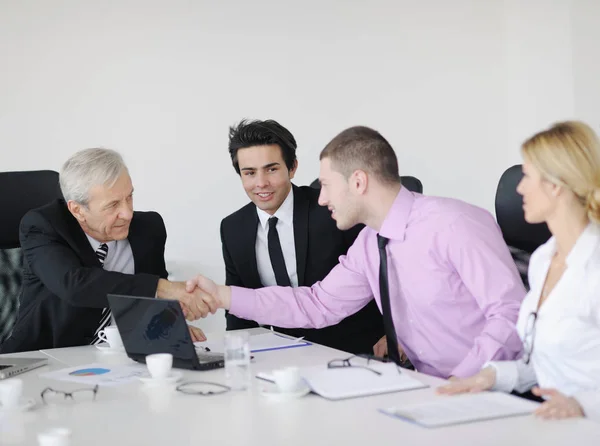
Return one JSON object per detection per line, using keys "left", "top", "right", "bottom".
{"left": 521, "top": 121, "right": 600, "bottom": 223}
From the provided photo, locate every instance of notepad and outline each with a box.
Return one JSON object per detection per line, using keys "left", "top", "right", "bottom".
{"left": 380, "top": 392, "right": 540, "bottom": 428}
{"left": 195, "top": 332, "right": 311, "bottom": 354}
{"left": 257, "top": 362, "right": 427, "bottom": 400}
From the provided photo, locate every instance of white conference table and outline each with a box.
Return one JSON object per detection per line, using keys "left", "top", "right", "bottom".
{"left": 1, "top": 327, "right": 599, "bottom": 446}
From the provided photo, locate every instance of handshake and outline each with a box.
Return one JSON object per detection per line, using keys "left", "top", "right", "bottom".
{"left": 156, "top": 275, "right": 232, "bottom": 321}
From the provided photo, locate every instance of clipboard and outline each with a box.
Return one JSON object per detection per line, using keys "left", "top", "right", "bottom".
{"left": 195, "top": 332, "right": 311, "bottom": 354}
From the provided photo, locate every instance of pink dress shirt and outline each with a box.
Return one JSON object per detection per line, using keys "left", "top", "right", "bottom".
{"left": 230, "top": 187, "right": 526, "bottom": 378}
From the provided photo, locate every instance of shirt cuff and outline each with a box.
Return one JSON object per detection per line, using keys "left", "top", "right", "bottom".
{"left": 485, "top": 360, "right": 518, "bottom": 393}
{"left": 229, "top": 286, "right": 257, "bottom": 321}
{"left": 450, "top": 349, "right": 488, "bottom": 378}
{"left": 573, "top": 391, "right": 600, "bottom": 422}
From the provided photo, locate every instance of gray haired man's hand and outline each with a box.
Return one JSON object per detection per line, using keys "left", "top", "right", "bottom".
{"left": 156, "top": 279, "right": 211, "bottom": 320}
{"left": 185, "top": 275, "right": 231, "bottom": 312}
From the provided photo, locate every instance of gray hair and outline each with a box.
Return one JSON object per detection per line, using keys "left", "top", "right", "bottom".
{"left": 59, "top": 148, "right": 128, "bottom": 206}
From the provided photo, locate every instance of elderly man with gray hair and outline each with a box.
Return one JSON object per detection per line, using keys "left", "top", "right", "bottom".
{"left": 1, "top": 148, "right": 207, "bottom": 353}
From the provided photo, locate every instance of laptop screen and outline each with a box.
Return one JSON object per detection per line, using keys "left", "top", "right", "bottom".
{"left": 107, "top": 294, "right": 196, "bottom": 362}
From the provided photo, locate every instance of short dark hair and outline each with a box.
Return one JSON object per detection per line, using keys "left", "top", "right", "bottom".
{"left": 319, "top": 126, "right": 401, "bottom": 184}
{"left": 228, "top": 119, "right": 297, "bottom": 174}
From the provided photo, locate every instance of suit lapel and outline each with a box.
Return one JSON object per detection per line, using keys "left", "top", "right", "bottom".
{"left": 292, "top": 185, "right": 309, "bottom": 286}
{"left": 236, "top": 206, "right": 262, "bottom": 288}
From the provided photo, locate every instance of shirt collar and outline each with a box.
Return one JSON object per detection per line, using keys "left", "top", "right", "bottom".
{"left": 256, "top": 187, "right": 295, "bottom": 231}
{"left": 565, "top": 222, "right": 600, "bottom": 268}
{"left": 85, "top": 233, "right": 116, "bottom": 254}
{"left": 540, "top": 222, "right": 600, "bottom": 269}
{"left": 378, "top": 186, "right": 415, "bottom": 242}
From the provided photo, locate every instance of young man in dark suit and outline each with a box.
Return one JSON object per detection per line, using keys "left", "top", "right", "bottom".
{"left": 220, "top": 119, "right": 384, "bottom": 354}
{"left": 1, "top": 148, "right": 207, "bottom": 353}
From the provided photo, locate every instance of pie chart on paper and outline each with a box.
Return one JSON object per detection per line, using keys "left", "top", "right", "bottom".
{"left": 69, "top": 367, "right": 111, "bottom": 376}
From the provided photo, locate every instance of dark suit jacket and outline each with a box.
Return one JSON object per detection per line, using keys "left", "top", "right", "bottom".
{"left": 221, "top": 185, "right": 384, "bottom": 354}
{"left": 0, "top": 199, "right": 168, "bottom": 353}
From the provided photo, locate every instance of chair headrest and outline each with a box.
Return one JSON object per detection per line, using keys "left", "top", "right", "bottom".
{"left": 0, "top": 170, "right": 62, "bottom": 249}
{"left": 495, "top": 164, "right": 551, "bottom": 253}
{"left": 400, "top": 176, "right": 423, "bottom": 194}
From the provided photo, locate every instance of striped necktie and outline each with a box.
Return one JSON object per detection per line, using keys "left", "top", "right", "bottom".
{"left": 91, "top": 243, "right": 110, "bottom": 345}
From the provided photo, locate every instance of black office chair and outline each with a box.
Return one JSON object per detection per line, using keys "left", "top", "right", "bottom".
{"left": 0, "top": 170, "right": 61, "bottom": 344}
{"left": 399, "top": 176, "right": 423, "bottom": 194}
{"left": 310, "top": 175, "right": 424, "bottom": 194}
{"left": 495, "top": 165, "right": 551, "bottom": 289}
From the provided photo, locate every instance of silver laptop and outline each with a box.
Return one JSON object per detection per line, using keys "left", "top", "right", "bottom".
{"left": 0, "top": 357, "right": 48, "bottom": 379}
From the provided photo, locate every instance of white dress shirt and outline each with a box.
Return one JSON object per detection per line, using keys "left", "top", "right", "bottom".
{"left": 255, "top": 189, "right": 298, "bottom": 287}
{"left": 488, "top": 222, "right": 600, "bottom": 421}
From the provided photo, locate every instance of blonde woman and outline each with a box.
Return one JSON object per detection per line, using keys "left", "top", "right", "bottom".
{"left": 438, "top": 121, "right": 600, "bottom": 421}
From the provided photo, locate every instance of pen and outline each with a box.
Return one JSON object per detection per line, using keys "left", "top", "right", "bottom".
{"left": 391, "top": 409, "right": 416, "bottom": 422}
{"left": 270, "top": 326, "right": 305, "bottom": 343}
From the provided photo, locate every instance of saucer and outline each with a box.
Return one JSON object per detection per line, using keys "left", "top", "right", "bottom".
{"left": 95, "top": 343, "right": 125, "bottom": 354}
{"left": 0, "top": 397, "right": 37, "bottom": 412}
{"left": 260, "top": 384, "right": 311, "bottom": 402}
{"left": 138, "top": 371, "right": 183, "bottom": 385}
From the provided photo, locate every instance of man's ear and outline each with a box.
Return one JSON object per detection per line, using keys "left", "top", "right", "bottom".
{"left": 353, "top": 170, "right": 368, "bottom": 195}
{"left": 289, "top": 159, "right": 299, "bottom": 180}
{"left": 67, "top": 200, "right": 86, "bottom": 223}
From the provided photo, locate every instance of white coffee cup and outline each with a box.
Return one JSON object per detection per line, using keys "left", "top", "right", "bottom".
{"left": 0, "top": 378, "right": 23, "bottom": 409}
{"left": 272, "top": 367, "right": 302, "bottom": 393}
{"left": 146, "top": 353, "right": 173, "bottom": 379}
{"left": 98, "top": 326, "right": 123, "bottom": 349}
{"left": 37, "top": 427, "right": 71, "bottom": 446}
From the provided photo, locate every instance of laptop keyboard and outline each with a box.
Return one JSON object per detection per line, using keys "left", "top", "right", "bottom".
{"left": 196, "top": 352, "right": 224, "bottom": 362}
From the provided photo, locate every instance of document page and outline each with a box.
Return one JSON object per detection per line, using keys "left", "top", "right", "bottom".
{"left": 381, "top": 392, "right": 540, "bottom": 427}
{"left": 39, "top": 363, "right": 147, "bottom": 386}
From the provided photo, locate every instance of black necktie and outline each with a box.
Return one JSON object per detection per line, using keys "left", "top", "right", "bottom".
{"left": 268, "top": 217, "right": 291, "bottom": 286}
{"left": 377, "top": 235, "right": 402, "bottom": 364}
{"left": 91, "top": 243, "right": 111, "bottom": 345}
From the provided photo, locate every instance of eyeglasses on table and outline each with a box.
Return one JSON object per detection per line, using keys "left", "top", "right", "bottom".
{"left": 176, "top": 381, "right": 231, "bottom": 396}
{"left": 327, "top": 354, "right": 403, "bottom": 376}
{"left": 40, "top": 384, "right": 99, "bottom": 404}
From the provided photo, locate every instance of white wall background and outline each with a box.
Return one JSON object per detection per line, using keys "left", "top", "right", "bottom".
{"left": 1, "top": 0, "right": 598, "bottom": 334}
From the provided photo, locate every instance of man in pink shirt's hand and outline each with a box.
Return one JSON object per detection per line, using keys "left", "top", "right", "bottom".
{"left": 188, "top": 126, "right": 526, "bottom": 379}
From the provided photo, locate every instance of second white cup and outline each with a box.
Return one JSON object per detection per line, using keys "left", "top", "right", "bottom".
{"left": 0, "top": 378, "right": 23, "bottom": 410}
{"left": 272, "top": 367, "right": 302, "bottom": 393}
{"left": 37, "top": 427, "right": 71, "bottom": 446}
{"left": 98, "top": 326, "right": 123, "bottom": 349}
{"left": 146, "top": 353, "right": 173, "bottom": 379}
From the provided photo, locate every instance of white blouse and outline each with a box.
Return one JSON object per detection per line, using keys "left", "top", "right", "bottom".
{"left": 488, "top": 223, "right": 600, "bottom": 421}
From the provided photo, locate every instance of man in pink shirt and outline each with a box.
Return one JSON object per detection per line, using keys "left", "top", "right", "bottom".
{"left": 189, "top": 126, "right": 526, "bottom": 379}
